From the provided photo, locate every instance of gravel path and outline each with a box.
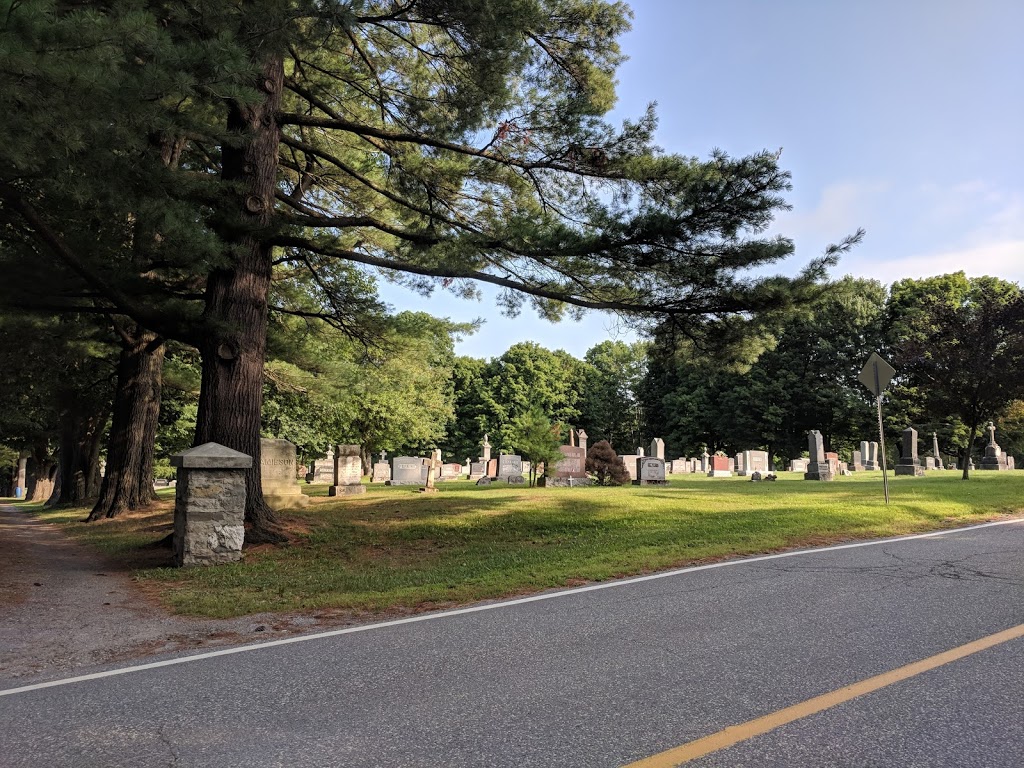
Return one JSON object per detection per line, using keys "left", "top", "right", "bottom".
{"left": 0, "top": 504, "right": 327, "bottom": 686}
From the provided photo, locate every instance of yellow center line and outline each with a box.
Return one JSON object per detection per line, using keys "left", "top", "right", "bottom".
{"left": 623, "top": 622, "right": 1024, "bottom": 768}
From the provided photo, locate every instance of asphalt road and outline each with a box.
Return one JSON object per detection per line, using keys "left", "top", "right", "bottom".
{"left": 3, "top": 520, "right": 1024, "bottom": 767}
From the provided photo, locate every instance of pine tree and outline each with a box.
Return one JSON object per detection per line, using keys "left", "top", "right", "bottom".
{"left": 2, "top": 1, "right": 860, "bottom": 540}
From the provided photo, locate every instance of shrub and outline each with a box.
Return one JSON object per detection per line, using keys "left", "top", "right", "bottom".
{"left": 586, "top": 440, "right": 630, "bottom": 486}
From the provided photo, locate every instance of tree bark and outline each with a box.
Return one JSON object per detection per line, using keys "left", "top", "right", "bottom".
{"left": 961, "top": 421, "right": 979, "bottom": 481}
{"left": 53, "top": 405, "right": 108, "bottom": 506}
{"left": 193, "top": 51, "right": 285, "bottom": 543}
{"left": 26, "top": 442, "right": 57, "bottom": 503}
{"left": 88, "top": 330, "right": 165, "bottom": 520}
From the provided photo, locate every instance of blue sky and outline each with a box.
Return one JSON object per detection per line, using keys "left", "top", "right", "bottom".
{"left": 378, "top": 0, "right": 1024, "bottom": 359}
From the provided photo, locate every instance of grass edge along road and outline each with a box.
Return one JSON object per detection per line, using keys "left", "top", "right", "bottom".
{"left": 16, "top": 471, "right": 1024, "bottom": 619}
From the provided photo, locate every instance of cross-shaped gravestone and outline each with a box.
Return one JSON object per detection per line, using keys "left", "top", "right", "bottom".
{"left": 379, "top": 450, "right": 387, "bottom": 463}
{"left": 421, "top": 449, "right": 442, "bottom": 493}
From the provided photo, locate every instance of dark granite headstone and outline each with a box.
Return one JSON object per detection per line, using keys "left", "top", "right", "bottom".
{"left": 497, "top": 454, "right": 524, "bottom": 482}
{"left": 804, "top": 430, "right": 834, "bottom": 481}
{"left": 894, "top": 427, "right": 925, "bottom": 476}
{"left": 979, "top": 422, "right": 1008, "bottom": 470}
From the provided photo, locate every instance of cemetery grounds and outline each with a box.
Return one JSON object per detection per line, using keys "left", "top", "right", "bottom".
{"left": 19, "top": 471, "right": 1024, "bottom": 621}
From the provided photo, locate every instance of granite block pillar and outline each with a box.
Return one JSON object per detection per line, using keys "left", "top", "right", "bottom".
{"left": 171, "top": 443, "right": 251, "bottom": 567}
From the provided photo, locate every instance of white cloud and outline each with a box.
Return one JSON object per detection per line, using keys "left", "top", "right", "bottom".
{"left": 779, "top": 179, "right": 1024, "bottom": 287}
{"left": 863, "top": 240, "right": 1024, "bottom": 285}
{"left": 776, "top": 181, "right": 888, "bottom": 242}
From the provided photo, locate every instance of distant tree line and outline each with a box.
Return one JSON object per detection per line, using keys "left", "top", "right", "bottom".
{"left": 3, "top": 271, "right": 1022, "bottom": 502}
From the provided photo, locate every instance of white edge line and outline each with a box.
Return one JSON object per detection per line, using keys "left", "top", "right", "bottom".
{"left": 2, "top": 517, "right": 1022, "bottom": 698}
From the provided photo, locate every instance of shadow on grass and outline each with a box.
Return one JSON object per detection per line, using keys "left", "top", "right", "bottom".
{"left": 25, "top": 473, "right": 1024, "bottom": 618}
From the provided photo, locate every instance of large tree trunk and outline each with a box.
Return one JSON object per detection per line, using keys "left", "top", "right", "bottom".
{"left": 26, "top": 442, "right": 57, "bottom": 502}
{"left": 961, "top": 421, "right": 979, "bottom": 481}
{"left": 88, "top": 330, "right": 165, "bottom": 520}
{"left": 53, "top": 406, "right": 108, "bottom": 506}
{"left": 193, "top": 51, "right": 285, "bottom": 543}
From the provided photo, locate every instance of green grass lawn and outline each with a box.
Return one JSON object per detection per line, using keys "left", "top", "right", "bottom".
{"left": 19, "top": 470, "right": 1024, "bottom": 619}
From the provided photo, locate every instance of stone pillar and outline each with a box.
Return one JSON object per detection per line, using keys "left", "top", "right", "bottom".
{"left": 895, "top": 427, "right": 925, "bottom": 476}
{"left": 932, "top": 432, "right": 943, "bottom": 470}
{"left": 481, "top": 434, "right": 491, "bottom": 464}
{"left": 576, "top": 429, "right": 588, "bottom": 455}
{"left": 700, "top": 451, "right": 709, "bottom": 473}
{"left": 330, "top": 444, "right": 366, "bottom": 495}
{"left": 170, "top": 443, "right": 251, "bottom": 567}
{"left": 650, "top": 438, "right": 665, "bottom": 460}
{"left": 804, "top": 430, "right": 834, "bottom": 481}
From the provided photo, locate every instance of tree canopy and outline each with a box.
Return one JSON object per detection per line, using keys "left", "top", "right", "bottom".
{"left": 2, "top": 1, "right": 861, "bottom": 537}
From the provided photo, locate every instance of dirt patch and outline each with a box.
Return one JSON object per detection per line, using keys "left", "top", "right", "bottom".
{"left": 0, "top": 505, "right": 367, "bottom": 688}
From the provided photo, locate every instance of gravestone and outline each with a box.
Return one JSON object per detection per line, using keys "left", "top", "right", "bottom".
{"left": 171, "top": 443, "right": 250, "bottom": 567}
{"left": 863, "top": 441, "right": 879, "bottom": 471}
{"left": 850, "top": 450, "right": 864, "bottom": 472}
{"left": 930, "top": 432, "right": 944, "bottom": 470}
{"left": 924, "top": 456, "right": 937, "bottom": 470}
{"left": 330, "top": 444, "right": 366, "bottom": 496}
{"left": 554, "top": 445, "right": 587, "bottom": 479}
{"left": 497, "top": 454, "right": 524, "bottom": 482}
{"left": 439, "top": 463, "right": 462, "bottom": 481}
{"left": 748, "top": 450, "right": 770, "bottom": 474}
{"left": 1008, "top": 456, "right": 1016, "bottom": 470}
{"left": 371, "top": 451, "right": 391, "bottom": 483}
{"left": 650, "top": 438, "right": 665, "bottom": 460}
{"left": 576, "top": 429, "right": 589, "bottom": 453}
{"left": 690, "top": 458, "right": 701, "bottom": 474}
{"left": 708, "top": 455, "right": 732, "bottom": 477}
{"left": 486, "top": 458, "right": 498, "bottom": 478}
{"left": 894, "top": 427, "right": 925, "bottom": 476}
{"left": 825, "top": 452, "right": 840, "bottom": 475}
{"left": 635, "top": 457, "right": 668, "bottom": 485}
{"left": 803, "top": 431, "right": 834, "bottom": 481}
{"left": 701, "top": 451, "right": 710, "bottom": 473}
{"left": 308, "top": 448, "right": 335, "bottom": 484}
{"left": 735, "top": 452, "right": 746, "bottom": 475}
{"left": 670, "top": 459, "right": 691, "bottom": 474}
{"left": 481, "top": 434, "right": 492, "bottom": 463}
{"left": 980, "top": 422, "right": 1009, "bottom": 470}
{"left": 391, "top": 456, "right": 428, "bottom": 486}
{"left": 260, "top": 438, "right": 310, "bottom": 510}
{"left": 727, "top": 458, "right": 736, "bottom": 472}
{"left": 371, "top": 460, "right": 391, "bottom": 483}
{"left": 469, "top": 461, "right": 487, "bottom": 480}
{"left": 618, "top": 454, "right": 640, "bottom": 481}
{"left": 420, "top": 449, "right": 442, "bottom": 493}
{"left": 788, "top": 458, "right": 809, "bottom": 473}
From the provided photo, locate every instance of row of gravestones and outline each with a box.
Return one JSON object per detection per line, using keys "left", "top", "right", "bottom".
{"left": 252, "top": 424, "right": 1024, "bottom": 507}
{"left": 803, "top": 424, "right": 1016, "bottom": 481}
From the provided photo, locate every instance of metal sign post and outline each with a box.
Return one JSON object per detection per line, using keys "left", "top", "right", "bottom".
{"left": 859, "top": 353, "right": 896, "bottom": 505}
